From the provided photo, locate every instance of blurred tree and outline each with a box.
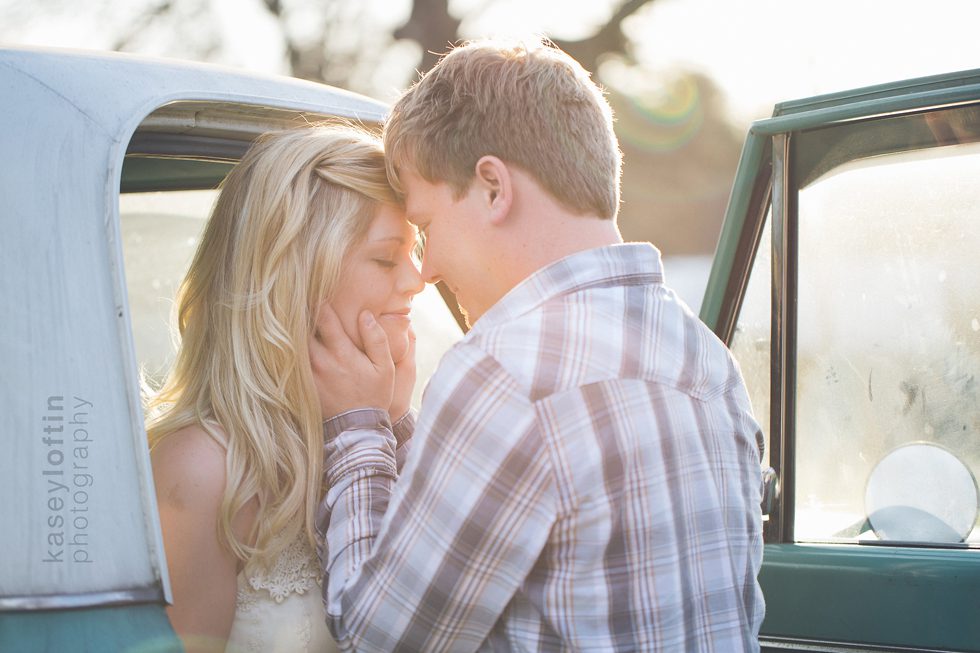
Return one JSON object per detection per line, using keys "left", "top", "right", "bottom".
{"left": 393, "top": 0, "right": 648, "bottom": 76}
{"left": 370, "top": 0, "right": 742, "bottom": 255}
{"left": 379, "top": 0, "right": 742, "bottom": 255}
{"left": 392, "top": 0, "right": 459, "bottom": 74}
{"left": 381, "top": 0, "right": 740, "bottom": 254}
{"left": 1, "top": 0, "right": 742, "bottom": 256}
{"left": 259, "top": 0, "right": 410, "bottom": 95}
{"left": 610, "top": 72, "right": 744, "bottom": 254}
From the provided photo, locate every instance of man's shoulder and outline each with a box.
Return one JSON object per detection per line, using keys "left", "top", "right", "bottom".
{"left": 466, "top": 279, "right": 741, "bottom": 403}
{"left": 422, "top": 338, "right": 523, "bottom": 402}
{"left": 462, "top": 290, "right": 636, "bottom": 401}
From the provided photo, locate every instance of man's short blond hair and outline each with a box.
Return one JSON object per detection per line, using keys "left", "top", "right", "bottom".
{"left": 384, "top": 39, "right": 622, "bottom": 220}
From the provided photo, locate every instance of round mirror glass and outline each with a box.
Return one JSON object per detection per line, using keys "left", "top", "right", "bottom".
{"left": 865, "top": 442, "right": 979, "bottom": 543}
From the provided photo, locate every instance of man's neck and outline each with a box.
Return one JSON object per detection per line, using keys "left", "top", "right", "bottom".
{"left": 483, "top": 164, "right": 624, "bottom": 307}
{"left": 498, "top": 209, "right": 623, "bottom": 291}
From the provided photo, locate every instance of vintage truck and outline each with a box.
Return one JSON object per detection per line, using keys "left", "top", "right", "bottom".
{"left": 1, "top": 46, "right": 977, "bottom": 651}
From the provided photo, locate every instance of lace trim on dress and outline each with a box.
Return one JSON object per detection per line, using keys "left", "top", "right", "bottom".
{"left": 236, "top": 535, "right": 322, "bottom": 611}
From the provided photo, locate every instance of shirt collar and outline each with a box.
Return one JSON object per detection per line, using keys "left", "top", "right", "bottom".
{"left": 468, "top": 242, "right": 664, "bottom": 335}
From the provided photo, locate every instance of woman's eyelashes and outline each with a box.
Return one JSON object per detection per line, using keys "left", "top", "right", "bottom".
{"left": 372, "top": 245, "right": 415, "bottom": 270}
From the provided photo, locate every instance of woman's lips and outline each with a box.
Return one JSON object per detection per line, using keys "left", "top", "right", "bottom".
{"left": 379, "top": 309, "right": 412, "bottom": 325}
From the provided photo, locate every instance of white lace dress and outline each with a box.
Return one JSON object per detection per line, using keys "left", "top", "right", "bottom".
{"left": 225, "top": 535, "right": 339, "bottom": 653}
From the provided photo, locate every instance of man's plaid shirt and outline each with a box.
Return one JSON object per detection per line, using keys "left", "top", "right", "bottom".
{"left": 316, "top": 243, "right": 765, "bottom": 651}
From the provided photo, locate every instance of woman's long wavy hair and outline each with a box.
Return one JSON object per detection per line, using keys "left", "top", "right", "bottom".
{"left": 146, "top": 124, "right": 396, "bottom": 572}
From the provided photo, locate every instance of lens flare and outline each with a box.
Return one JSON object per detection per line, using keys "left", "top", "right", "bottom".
{"left": 612, "top": 75, "right": 703, "bottom": 153}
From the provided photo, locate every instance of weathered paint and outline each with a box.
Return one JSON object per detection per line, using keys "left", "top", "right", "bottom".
{"left": 0, "top": 605, "right": 182, "bottom": 652}
{"left": 0, "top": 46, "right": 386, "bottom": 648}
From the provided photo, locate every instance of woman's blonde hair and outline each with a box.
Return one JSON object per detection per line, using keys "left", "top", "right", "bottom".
{"left": 384, "top": 38, "right": 622, "bottom": 220}
{"left": 146, "top": 124, "right": 395, "bottom": 571}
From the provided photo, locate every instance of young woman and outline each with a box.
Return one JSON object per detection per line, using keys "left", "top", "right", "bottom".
{"left": 145, "top": 125, "right": 423, "bottom": 652}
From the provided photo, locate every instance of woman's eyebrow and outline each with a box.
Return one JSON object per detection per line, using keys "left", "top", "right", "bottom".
{"left": 368, "top": 235, "right": 407, "bottom": 244}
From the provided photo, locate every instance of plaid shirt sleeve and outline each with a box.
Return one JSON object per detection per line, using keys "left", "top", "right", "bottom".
{"left": 316, "top": 344, "right": 556, "bottom": 651}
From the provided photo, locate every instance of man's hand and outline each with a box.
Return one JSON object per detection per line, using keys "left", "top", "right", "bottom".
{"left": 309, "top": 304, "right": 394, "bottom": 420}
{"left": 390, "top": 327, "right": 417, "bottom": 423}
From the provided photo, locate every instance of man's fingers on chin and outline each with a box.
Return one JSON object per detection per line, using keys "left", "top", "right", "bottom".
{"left": 396, "top": 334, "right": 417, "bottom": 371}
{"left": 358, "top": 311, "right": 393, "bottom": 366}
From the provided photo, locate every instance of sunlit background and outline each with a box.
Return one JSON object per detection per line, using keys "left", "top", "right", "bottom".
{"left": 4, "top": 0, "right": 980, "bottom": 309}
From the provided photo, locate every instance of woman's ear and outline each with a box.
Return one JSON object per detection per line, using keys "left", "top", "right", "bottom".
{"left": 473, "top": 155, "right": 512, "bottom": 225}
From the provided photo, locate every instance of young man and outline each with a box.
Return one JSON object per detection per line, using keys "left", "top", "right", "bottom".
{"left": 310, "top": 39, "right": 765, "bottom": 651}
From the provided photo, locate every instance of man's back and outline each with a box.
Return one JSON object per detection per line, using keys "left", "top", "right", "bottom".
{"left": 453, "top": 243, "right": 765, "bottom": 650}
{"left": 315, "top": 38, "right": 764, "bottom": 652}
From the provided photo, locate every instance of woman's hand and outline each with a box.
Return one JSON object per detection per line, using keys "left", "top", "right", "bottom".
{"left": 389, "top": 327, "right": 416, "bottom": 422}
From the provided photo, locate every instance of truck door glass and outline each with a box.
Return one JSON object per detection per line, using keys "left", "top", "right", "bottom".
{"left": 730, "top": 212, "right": 772, "bottom": 471}
{"left": 794, "top": 132, "right": 980, "bottom": 545}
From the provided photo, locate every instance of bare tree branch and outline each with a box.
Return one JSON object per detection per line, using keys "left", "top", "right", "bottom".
{"left": 552, "top": 0, "right": 654, "bottom": 72}
{"left": 393, "top": 0, "right": 461, "bottom": 74}
{"left": 111, "top": 0, "right": 174, "bottom": 51}
{"left": 392, "top": 0, "right": 655, "bottom": 77}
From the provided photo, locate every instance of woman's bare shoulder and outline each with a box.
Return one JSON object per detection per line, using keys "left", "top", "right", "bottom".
{"left": 151, "top": 424, "right": 228, "bottom": 510}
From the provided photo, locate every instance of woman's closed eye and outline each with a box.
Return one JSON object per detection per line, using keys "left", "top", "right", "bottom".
{"left": 373, "top": 258, "right": 397, "bottom": 269}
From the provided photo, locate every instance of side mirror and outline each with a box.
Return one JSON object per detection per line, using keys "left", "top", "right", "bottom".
{"left": 865, "top": 442, "right": 979, "bottom": 544}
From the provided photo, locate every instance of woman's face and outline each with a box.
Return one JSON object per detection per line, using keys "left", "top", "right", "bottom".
{"left": 331, "top": 203, "right": 424, "bottom": 363}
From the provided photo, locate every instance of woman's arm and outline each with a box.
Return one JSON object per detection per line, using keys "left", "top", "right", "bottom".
{"left": 151, "top": 425, "right": 257, "bottom": 653}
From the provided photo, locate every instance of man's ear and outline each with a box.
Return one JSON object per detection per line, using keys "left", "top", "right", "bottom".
{"left": 473, "top": 155, "right": 512, "bottom": 225}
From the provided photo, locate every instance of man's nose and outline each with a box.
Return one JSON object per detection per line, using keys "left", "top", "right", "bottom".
{"left": 419, "top": 251, "right": 440, "bottom": 286}
{"left": 401, "top": 260, "right": 425, "bottom": 295}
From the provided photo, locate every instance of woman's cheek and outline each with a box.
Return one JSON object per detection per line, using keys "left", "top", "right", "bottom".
{"left": 328, "top": 300, "right": 364, "bottom": 352}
